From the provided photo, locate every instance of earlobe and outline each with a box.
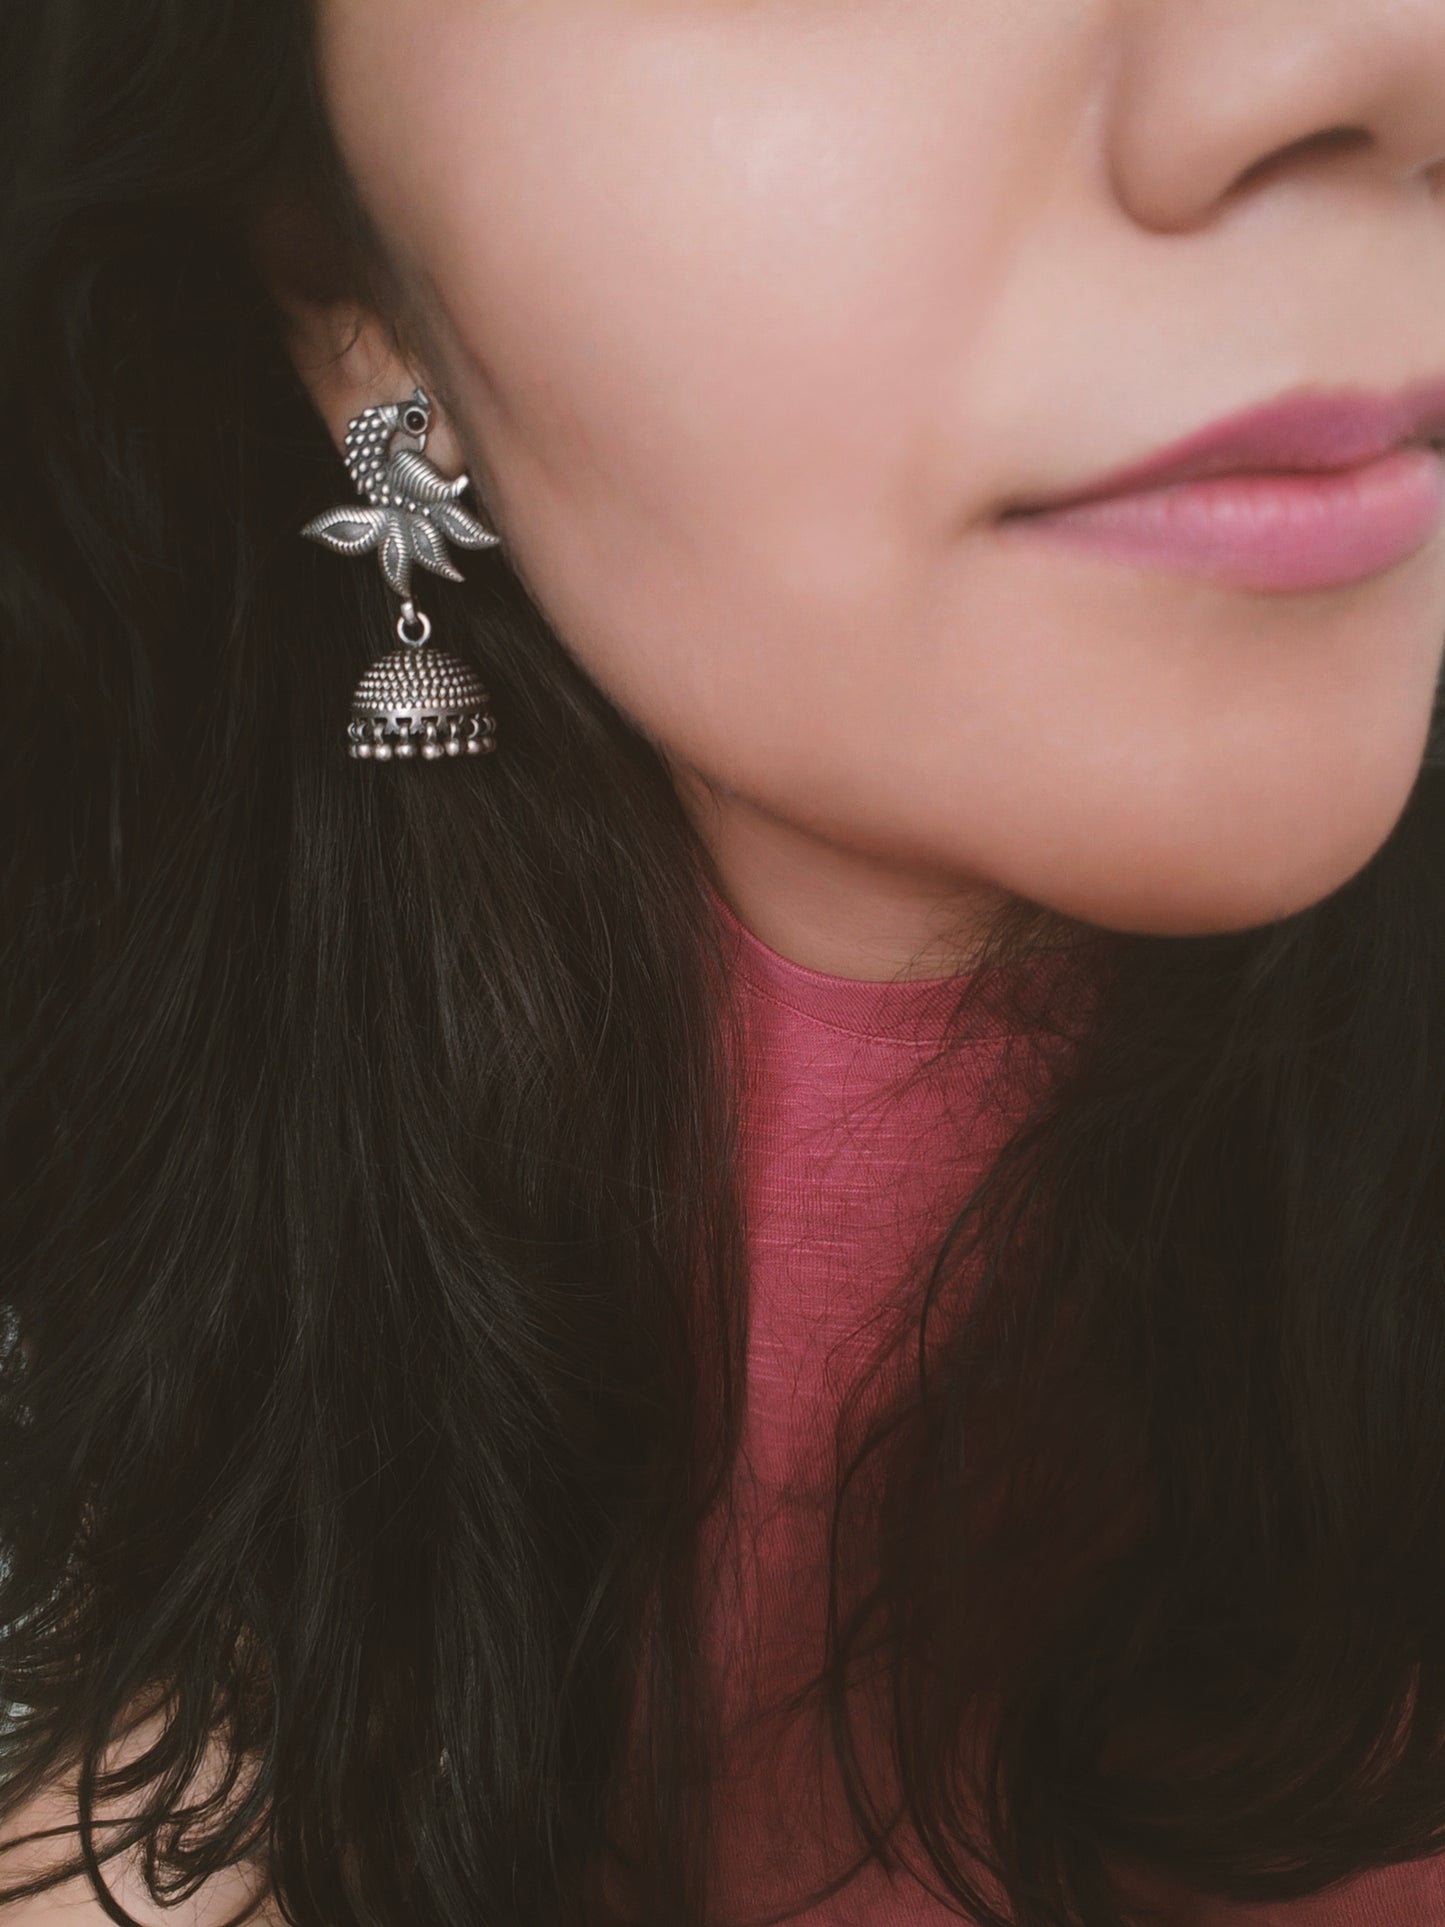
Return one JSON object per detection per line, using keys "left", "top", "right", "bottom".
{"left": 277, "top": 296, "right": 432, "bottom": 465}
{"left": 251, "top": 195, "right": 469, "bottom": 478}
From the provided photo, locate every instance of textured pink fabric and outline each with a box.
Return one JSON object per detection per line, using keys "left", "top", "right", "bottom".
{"left": 700, "top": 886, "right": 1445, "bottom": 1927}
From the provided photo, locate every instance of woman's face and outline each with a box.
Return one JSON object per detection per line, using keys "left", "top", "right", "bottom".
{"left": 306, "top": 0, "right": 1445, "bottom": 970}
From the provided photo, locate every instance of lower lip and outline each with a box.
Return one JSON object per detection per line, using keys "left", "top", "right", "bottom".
{"left": 996, "top": 445, "right": 1445, "bottom": 593}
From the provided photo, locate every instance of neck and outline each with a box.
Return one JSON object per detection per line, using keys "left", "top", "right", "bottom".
{"left": 672, "top": 763, "right": 1029, "bottom": 982}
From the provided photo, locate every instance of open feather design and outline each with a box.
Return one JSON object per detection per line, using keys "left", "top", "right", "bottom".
{"left": 301, "top": 389, "right": 501, "bottom": 600}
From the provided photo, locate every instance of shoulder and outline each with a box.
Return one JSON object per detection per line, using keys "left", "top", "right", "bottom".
{"left": 0, "top": 1706, "right": 286, "bottom": 1926}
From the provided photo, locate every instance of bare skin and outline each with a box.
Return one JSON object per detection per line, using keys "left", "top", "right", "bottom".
{"left": 0, "top": 1707, "right": 277, "bottom": 1925}
{"left": 7, "top": 2, "right": 1445, "bottom": 1921}
{"left": 274, "top": 0, "right": 1445, "bottom": 980}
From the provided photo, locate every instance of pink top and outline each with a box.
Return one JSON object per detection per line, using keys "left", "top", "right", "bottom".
{"left": 700, "top": 885, "right": 1445, "bottom": 1927}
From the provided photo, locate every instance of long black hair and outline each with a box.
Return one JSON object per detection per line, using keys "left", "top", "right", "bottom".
{"left": 4, "top": 6, "right": 1445, "bottom": 1925}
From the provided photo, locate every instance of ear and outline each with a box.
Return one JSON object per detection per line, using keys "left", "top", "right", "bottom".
{"left": 272, "top": 290, "right": 470, "bottom": 482}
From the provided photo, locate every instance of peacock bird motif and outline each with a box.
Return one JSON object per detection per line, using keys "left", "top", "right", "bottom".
{"left": 300, "top": 386, "right": 500, "bottom": 600}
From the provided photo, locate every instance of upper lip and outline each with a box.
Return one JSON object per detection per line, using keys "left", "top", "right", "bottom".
{"left": 1002, "top": 379, "right": 1445, "bottom": 516}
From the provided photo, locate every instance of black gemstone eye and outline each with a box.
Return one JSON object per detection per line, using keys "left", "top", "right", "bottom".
{"left": 403, "top": 407, "right": 428, "bottom": 432}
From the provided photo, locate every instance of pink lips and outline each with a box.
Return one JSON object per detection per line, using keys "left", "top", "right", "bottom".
{"left": 997, "top": 382, "right": 1445, "bottom": 593}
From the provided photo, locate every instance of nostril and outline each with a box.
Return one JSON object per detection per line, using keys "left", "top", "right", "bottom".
{"left": 1232, "top": 125, "right": 1373, "bottom": 197}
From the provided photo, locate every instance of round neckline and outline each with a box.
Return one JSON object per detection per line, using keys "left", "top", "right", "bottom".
{"left": 706, "top": 875, "right": 994, "bottom": 1047}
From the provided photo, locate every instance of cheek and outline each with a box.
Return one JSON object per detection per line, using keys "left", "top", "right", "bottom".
{"left": 323, "top": 2, "right": 1041, "bottom": 758}
{"left": 319, "top": 1, "right": 1445, "bottom": 939}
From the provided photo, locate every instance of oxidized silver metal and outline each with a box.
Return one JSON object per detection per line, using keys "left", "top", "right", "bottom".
{"left": 348, "top": 638, "right": 496, "bottom": 761}
{"left": 301, "top": 386, "right": 500, "bottom": 600}
{"left": 299, "top": 386, "right": 500, "bottom": 761}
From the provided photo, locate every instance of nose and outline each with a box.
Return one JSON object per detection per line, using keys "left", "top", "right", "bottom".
{"left": 1107, "top": 0, "right": 1445, "bottom": 231}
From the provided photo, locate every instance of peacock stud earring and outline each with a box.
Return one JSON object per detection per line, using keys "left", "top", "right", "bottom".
{"left": 300, "top": 385, "right": 502, "bottom": 761}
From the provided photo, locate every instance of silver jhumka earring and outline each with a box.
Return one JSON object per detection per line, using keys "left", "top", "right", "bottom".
{"left": 301, "top": 385, "right": 501, "bottom": 761}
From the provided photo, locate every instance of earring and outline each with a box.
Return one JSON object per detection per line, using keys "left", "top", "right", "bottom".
{"left": 301, "top": 384, "right": 502, "bottom": 761}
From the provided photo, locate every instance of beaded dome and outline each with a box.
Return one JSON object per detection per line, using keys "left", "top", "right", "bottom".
{"left": 348, "top": 645, "right": 496, "bottom": 762}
